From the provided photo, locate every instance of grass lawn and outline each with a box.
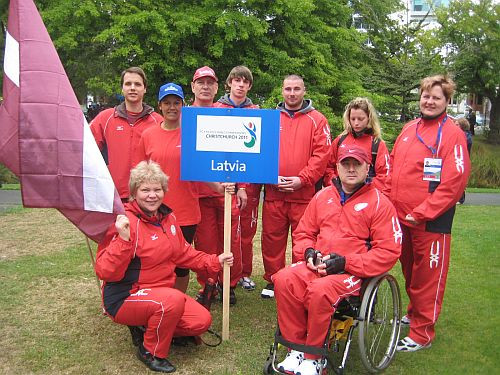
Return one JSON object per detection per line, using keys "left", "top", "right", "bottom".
{"left": 0, "top": 205, "right": 498, "bottom": 374}
{"left": 0, "top": 183, "right": 20, "bottom": 190}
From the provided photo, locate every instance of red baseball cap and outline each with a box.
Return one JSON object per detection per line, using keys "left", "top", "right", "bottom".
{"left": 338, "top": 145, "right": 370, "bottom": 164}
{"left": 192, "top": 66, "right": 218, "bottom": 82}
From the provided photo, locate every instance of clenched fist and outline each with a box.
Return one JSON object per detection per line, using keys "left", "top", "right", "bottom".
{"left": 115, "top": 214, "right": 130, "bottom": 241}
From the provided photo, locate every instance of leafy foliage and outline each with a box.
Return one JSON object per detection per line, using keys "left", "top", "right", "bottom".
{"left": 351, "top": 0, "right": 443, "bottom": 129}
{"left": 437, "top": 0, "right": 500, "bottom": 143}
{"left": 6, "top": 0, "right": 366, "bottom": 135}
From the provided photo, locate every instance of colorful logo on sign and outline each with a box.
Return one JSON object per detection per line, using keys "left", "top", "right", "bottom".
{"left": 243, "top": 122, "right": 257, "bottom": 148}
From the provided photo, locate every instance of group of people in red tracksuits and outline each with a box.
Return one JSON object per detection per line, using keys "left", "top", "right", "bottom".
{"left": 91, "top": 67, "right": 470, "bottom": 374}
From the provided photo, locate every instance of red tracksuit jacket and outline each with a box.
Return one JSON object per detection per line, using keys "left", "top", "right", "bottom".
{"left": 95, "top": 201, "right": 221, "bottom": 317}
{"left": 90, "top": 102, "right": 163, "bottom": 198}
{"left": 265, "top": 100, "right": 332, "bottom": 203}
{"left": 385, "top": 113, "right": 470, "bottom": 232}
{"left": 292, "top": 182, "right": 402, "bottom": 278}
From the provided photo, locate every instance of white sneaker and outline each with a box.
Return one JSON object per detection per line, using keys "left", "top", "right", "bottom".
{"left": 261, "top": 283, "right": 274, "bottom": 299}
{"left": 294, "top": 358, "right": 327, "bottom": 375}
{"left": 396, "top": 336, "right": 431, "bottom": 352}
{"left": 239, "top": 277, "right": 256, "bottom": 291}
{"left": 277, "top": 350, "right": 303, "bottom": 374}
{"left": 401, "top": 315, "right": 411, "bottom": 325}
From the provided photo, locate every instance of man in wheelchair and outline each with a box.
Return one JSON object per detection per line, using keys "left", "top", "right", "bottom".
{"left": 273, "top": 145, "right": 402, "bottom": 375}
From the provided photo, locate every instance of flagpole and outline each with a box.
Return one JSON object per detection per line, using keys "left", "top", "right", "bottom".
{"left": 85, "top": 235, "right": 102, "bottom": 296}
{"left": 222, "top": 189, "right": 231, "bottom": 341}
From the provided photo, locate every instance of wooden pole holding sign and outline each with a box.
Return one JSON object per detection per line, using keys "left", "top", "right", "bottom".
{"left": 180, "top": 106, "right": 281, "bottom": 341}
{"left": 222, "top": 189, "right": 231, "bottom": 340}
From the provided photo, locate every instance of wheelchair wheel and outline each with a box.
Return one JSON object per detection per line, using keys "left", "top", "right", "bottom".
{"left": 358, "top": 273, "right": 401, "bottom": 373}
{"left": 262, "top": 358, "right": 274, "bottom": 375}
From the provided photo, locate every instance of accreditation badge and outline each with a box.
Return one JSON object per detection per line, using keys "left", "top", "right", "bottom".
{"left": 423, "top": 158, "right": 442, "bottom": 181}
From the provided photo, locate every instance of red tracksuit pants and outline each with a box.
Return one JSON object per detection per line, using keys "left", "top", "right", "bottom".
{"left": 113, "top": 287, "right": 211, "bottom": 358}
{"left": 273, "top": 263, "right": 361, "bottom": 359}
{"left": 400, "top": 224, "right": 451, "bottom": 345}
{"left": 240, "top": 185, "right": 261, "bottom": 278}
{"left": 261, "top": 200, "right": 309, "bottom": 282}
{"left": 195, "top": 196, "right": 242, "bottom": 288}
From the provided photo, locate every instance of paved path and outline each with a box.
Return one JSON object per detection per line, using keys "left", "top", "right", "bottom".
{"left": 0, "top": 190, "right": 499, "bottom": 213}
{"left": 0, "top": 190, "right": 22, "bottom": 212}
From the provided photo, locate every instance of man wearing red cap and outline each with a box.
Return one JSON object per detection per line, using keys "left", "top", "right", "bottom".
{"left": 90, "top": 67, "right": 163, "bottom": 200}
{"left": 260, "top": 74, "right": 331, "bottom": 299}
{"left": 272, "top": 145, "right": 401, "bottom": 375}
{"left": 190, "top": 66, "right": 243, "bottom": 305}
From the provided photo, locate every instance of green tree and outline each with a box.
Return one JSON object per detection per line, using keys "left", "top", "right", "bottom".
{"left": 351, "top": 0, "right": 443, "bottom": 128}
{"left": 5, "top": 0, "right": 364, "bottom": 133}
{"left": 437, "top": 0, "right": 500, "bottom": 143}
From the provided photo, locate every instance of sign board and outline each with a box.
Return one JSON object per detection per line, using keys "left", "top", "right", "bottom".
{"left": 181, "top": 107, "right": 280, "bottom": 183}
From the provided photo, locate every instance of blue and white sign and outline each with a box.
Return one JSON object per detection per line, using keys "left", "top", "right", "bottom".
{"left": 181, "top": 107, "right": 280, "bottom": 183}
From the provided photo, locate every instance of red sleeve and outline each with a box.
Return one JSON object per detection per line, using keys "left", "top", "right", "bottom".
{"left": 411, "top": 128, "right": 471, "bottom": 222}
{"left": 90, "top": 111, "right": 107, "bottom": 151}
{"left": 344, "top": 195, "right": 402, "bottom": 278}
{"left": 323, "top": 136, "right": 341, "bottom": 187}
{"left": 297, "top": 114, "right": 332, "bottom": 186}
{"left": 372, "top": 139, "right": 390, "bottom": 191}
{"left": 292, "top": 196, "right": 321, "bottom": 261}
{"left": 171, "top": 222, "right": 221, "bottom": 274}
{"left": 94, "top": 223, "right": 135, "bottom": 282}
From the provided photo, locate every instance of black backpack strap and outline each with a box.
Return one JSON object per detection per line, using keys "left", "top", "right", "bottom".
{"left": 368, "top": 138, "right": 380, "bottom": 178}
{"left": 336, "top": 133, "right": 348, "bottom": 150}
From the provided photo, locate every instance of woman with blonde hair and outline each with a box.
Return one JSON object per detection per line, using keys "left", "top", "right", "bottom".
{"left": 95, "top": 161, "right": 234, "bottom": 373}
{"left": 386, "top": 75, "right": 470, "bottom": 352}
{"left": 324, "top": 97, "right": 390, "bottom": 191}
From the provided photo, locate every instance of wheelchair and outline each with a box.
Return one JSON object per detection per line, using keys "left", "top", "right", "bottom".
{"left": 263, "top": 273, "right": 402, "bottom": 374}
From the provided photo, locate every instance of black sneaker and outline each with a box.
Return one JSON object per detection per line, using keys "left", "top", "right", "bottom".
{"left": 128, "top": 325, "right": 145, "bottom": 347}
{"left": 230, "top": 287, "right": 237, "bottom": 305}
{"left": 137, "top": 344, "right": 176, "bottom": 373}
{"left": 261, "top": 283, "right": 274, "bottom": 299}
{"left": 217, "top": 286, "right": 237, "bottom": 305}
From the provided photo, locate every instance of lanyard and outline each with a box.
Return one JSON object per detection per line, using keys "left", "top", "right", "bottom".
{"left": 415, "top": 115, "right": 447, "bottom": 156}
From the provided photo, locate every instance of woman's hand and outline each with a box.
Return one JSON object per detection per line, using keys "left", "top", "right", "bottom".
{"left": 221, "top": 182, "right": 236, "bottom": 194}
{"left": 115, "top": 214, "right": 130, "bottom": 241}
{"left": 218, "top": 252, "right": 234, "bottom": 267}
{"left": 206, "top": 182, "right": 236, "bottom": 195}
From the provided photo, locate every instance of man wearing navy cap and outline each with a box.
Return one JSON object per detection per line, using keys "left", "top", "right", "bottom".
{"left": 272, "top": 145, "right": 402, "bottom": 375}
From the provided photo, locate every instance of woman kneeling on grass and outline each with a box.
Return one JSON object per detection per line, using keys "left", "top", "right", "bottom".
{"left": 95, "top": 161, "right": 234, "bottom": 373}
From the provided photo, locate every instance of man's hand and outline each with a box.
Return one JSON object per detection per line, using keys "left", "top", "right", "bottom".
{"left": 236, "top": 188, "right": 247, "bottom": 210}
{"left": 218, "top": 252, "right": 234, "bottom": 267}
{"left": 304, "top": 248, "right": 321, "bottom": 271}
{"left": 322, "top": 253, "right": 346, "bottom": 275}
{"left": 277, "top": 176, "right": 302, "bottom": 192}
{"left": 405, "top": 214, "right": 419, "bottom": 225}
{"left": 115, "top": 214, "right": 130, "bottom": 241}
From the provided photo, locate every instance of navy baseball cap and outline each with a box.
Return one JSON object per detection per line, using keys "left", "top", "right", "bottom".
{"left": 158, "top": 82, "right": 184, "bottom": 102}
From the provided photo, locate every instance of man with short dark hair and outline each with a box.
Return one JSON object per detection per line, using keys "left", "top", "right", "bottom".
{"left": 273, "top": 145, "right": 402, "bottom": 375}
{"left": 260, "top": 74, "right": 331, "bottom": 299}
{"left": 215, "top": 65, "right": 260, "bottom": 293}
{"left": 90, "top": 67, "right": 163, "bottom": 200}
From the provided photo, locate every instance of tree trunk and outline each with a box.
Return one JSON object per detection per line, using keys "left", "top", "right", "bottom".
{"left": 486, "top": 94, "right": 500, "bottom": 144}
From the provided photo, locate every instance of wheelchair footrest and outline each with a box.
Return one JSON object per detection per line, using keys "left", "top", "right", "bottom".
{"left": 275, "top": 333, "right": 330, "bottom": 357}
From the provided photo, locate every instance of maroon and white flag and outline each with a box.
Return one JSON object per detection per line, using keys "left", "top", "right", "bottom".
{"left": 0, "top": 0, "right": 124, "bottom": 242}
